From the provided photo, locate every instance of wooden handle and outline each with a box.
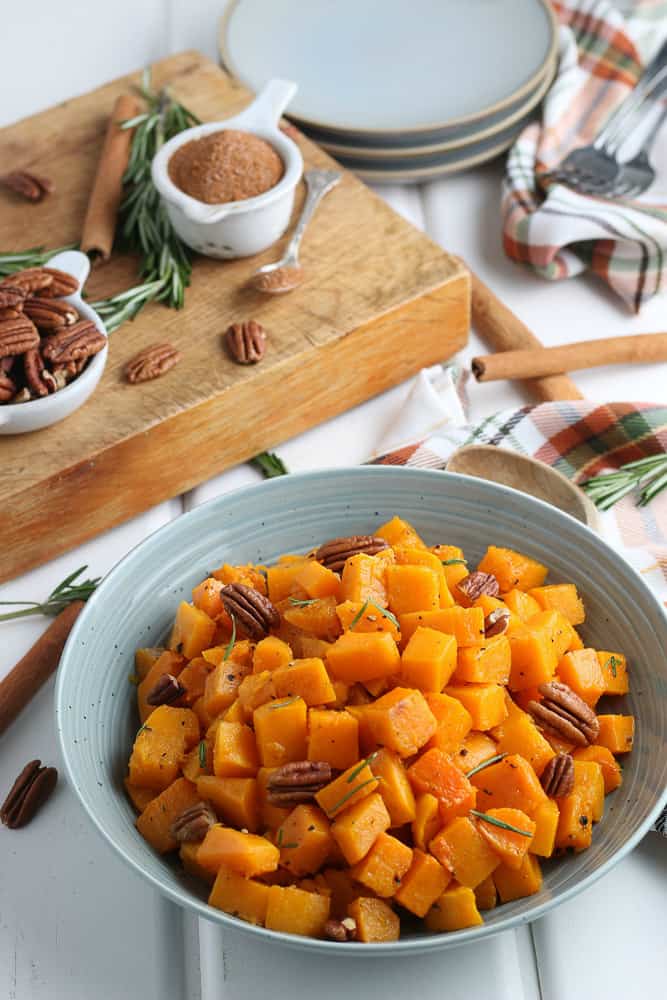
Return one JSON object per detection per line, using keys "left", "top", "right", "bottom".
{"left": 472, "top": 332, "right": 667, "bottom": 382}
{"left": 470, "top": 270, "right": 583, "bottom": 401}
{"left": 0, "top": 601, "right": 84, "bottom": 736}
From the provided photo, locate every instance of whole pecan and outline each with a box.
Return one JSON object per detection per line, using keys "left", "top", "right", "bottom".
{"left": 0, "top": 284, "right": 27, "bottom": 310}
{"left": 457, "top": 571, "right": 500, "bottom": 601}
{"left": 0, "top": 370, "right": 16, "bottom": 401}
{"left": 225, "top": 320, "right": 267, "bottom": 364}
{"left": 0, "top": 170, "right": 54, "bottom": 202}
{"left": 528, "top": 682, "right": 600, "bottom": 747}
{"left": 315, "top": 535, "right": 390, "bottom": 573}
{"left": 0, "top": 307, "right": 24, "bottom": 322}
{"left": 41, "top": 320, "right": 106, "bottom": 365}
{"left": 23, "top": 296, "right": 78, "bottom": 331}
{"left": 220, "top": 582, "right": 280, "bottom": 640}
{"left": 36, "top": 267, "right": 80, "bottom": 298}
{"left": 267, "top": 760, "right": 332, "bottom": 806}
{"left": 125, "top": 342, "right": 182, "bottom": 383}
{"left": 2, "top": 268, "right": 54, "bottom": 296}
{"left": 252, "top": 265, "right": 303, "bottom": 294}
{"left": 1, "top": 759, "right": 58, "bottom": 829}
{"left": 146, "top": 673, "right": 185, "bottom": 707}
{"left": 541, "top": 752, "right": 575, "bottom": 798}
{"left": 0, "top": 316, "right": 40, "bottom": 358}
{"left": 484, "top": 607, "right": 510, "bottom": 638}
{"left": 24, "top": 348, "right": 57, "bottom": 397}
{"left": 323, "top": 917, "right": 357, "bottom": 942}
{"left": 171, "top": 801, "right": 217, "bottom": 843}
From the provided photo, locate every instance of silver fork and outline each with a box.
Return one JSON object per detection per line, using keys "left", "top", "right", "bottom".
{"left": 539, "top": 38, "right": 667, "bottom": 197}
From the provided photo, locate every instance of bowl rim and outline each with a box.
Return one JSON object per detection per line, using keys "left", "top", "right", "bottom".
{"left": 56, "top": 466, "right": 667, "bottom": 955}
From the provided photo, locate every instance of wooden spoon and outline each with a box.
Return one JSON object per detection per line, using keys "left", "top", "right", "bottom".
{"left": 447, "top": 445, "right": 599, "bottom": 530}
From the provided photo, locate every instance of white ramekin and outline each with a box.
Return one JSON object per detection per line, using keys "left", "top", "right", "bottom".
{"left": 151, "top": 79, "right": 303, "bottom": 259}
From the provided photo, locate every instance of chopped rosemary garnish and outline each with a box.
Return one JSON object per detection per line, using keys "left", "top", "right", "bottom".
{"left": 465, "top": 753, "right": 507, "bottom": 779}
{"left": 288, "top": 597, "right": 318, "bottom": 607}
{"left": 198, "top": 740, "right": 207, "bottom": 769}
{"left": 137, "top": 723, "right": 152, "bottom": 736}
{"left": 346, "top": 752, "right": 378, "bottom": 783}
{"left": 327, "top": 777, "right": 377, "bottom": 815}
{"left": 582, "top": 454, "right": 667, "bottom": 510}
{"left": 441, "top": 558, "right": 467, "bottom": 566}
{"left": 281, "top": 842, "right": 299, "bottom": 850}
{"left": 277, "top": 827, "right": 283, "bottom": 846}
{"left": 0, "top": 244, "right": 77, "bottom": 276}
{"left": 0, "top": 565, "right": 101, "bottom": 623}
{"left": 223, "top": 615, "right": 237, "bottom": 663}
{"left": 128, "top": 673, "right": 140, "bottom": 686}
{"left": 471, "top": 809, "right": 533, "bottom": 836}
{"left": 251, "top": 451, "right": 289, "bottom": 478}
{"left": 267, "top": 696, "right": 301, "bottom": 710}
{"left": 348, "top": 600, "right": 399, "bottom": 631}
{"left": 605, "top": 655, "right": 621, "bottom": 678}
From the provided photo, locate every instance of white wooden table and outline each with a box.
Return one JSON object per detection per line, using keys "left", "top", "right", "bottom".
{"left": 1, "top": 4, "right": 666, "bottom": 997}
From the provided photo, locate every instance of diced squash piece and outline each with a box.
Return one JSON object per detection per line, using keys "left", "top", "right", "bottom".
{"left": 493, "top": 854, "right": 542, "bottom": 902}
{"left": 315, "top": 761, "right": 379, "bottom": 818}
{"left": 394, "top": 546, "right": 454, "bottom": 608}
{"left": 208, "top": 864, "right": 270, "bottom": 925}
{"left": 345, "top": 705, "right": 379, "bottom": 756}
{"left": 445, "top": 683, "right": 508, "bottom": 731}
{"left": 128, "top": 705, "right": 200, "bottom": 791}
{"left": 254, "top": 696, "right": 308, "bottom": 767}
{"left": 192, "top": 577, "right": 224, "bottom": 618}
{"left": 529, "top": 584, "right": 585, "bottom": 625}
{"left": 182, "top": 740, "right": 212, "bottom": 782}
{"left": 136, "top": 777, "right": 200, "bottom": 853}
{"left": 326, "top": 631, "right": 400, "bottom": 683}
{"left": 597, "top": 715, "right": 635, "bottom": 754}
{"left": 203, "top": 658, "right": 251, "bottom": 718}
{"left": 395, "top": 849, "right": 451, "bottom": 916}
{"left": 412, "top": 793, "right": 441, "bottom": 851}
{"left": 451, "top": 732, "right": 499, "bottom": 775}
{"left": 196, "top": 776, "right": 259, "bottom": 832}
{"left": 169, "top": 601, "right": 216, "bottom": 659}
{"left": 557, "top": 648, "right": 606, "bottom": 707}
{"left": 273, "top": 658, "right": 336, "bottom": 706}
{"left": 370, "top": 749, "right": 417, "bottom": 826}
{"left": 453, "top": 636, "right": 511, "bottom": 685}
{"left": 502, "top": 589, "right": 542, "bottom": 622}
{"left": 425, "top": 884, "right": 483, "bottom": 931}
{"left": 253, "top": 636, "right": 293, "bottom": 673}
{"left": 180, "top": 841, "right": 216, "bottom": 884}
{"left": 386, "top": 564, "right": 441, "bottom": 617}
{"left": 400, "top": 627, "right": 458, "bottom": 692}
{"left": 256, "top": 767, "right": 291, "bottom": 831}
{"left": 363, "top": 677, "right": 389, "bottom": 698}
{"left": 429, "top": 817, "right": 500, "bottom": 888}
{"left": 474, "top": 875, "right": 497, "bottom": 911}
{"left": 491, "top": 707, "right": 555, "bottom": 777}
{"left": 508, "top": 623, "right": 558, "bottom": 692}
{"left": 554, "top": 788, "right": 593, "bottom": 851}
{"left": 351, "top": 832, "right": 413, "bottom": 897}
{"left": 198, "top": 826, "right": 279, "bottom": 877}
{"left": 213, "top": 722, "right": 259, "bottom": 778}
{"left": 134, "top": 647, "right": 165, "bottom": 681}
{"left": 408, "top": 749, "right": 477, "bottom": 826}
{"left": 340, "top": 553, "right": 388, "bottom": 606}
{"left": 237, "top": 670, "right": 276, "bottom": 718}
{"left": 212, "top": 563, "right": 267, "bottom": 593}
{"left": 331, "top": 791, "right": 391, "bottom": 864}
{"left": 265, "top": 885, "right": 330, "bottom": 937}
{"left": 399, "top": 606, "right": 485, "bottom": 647}
{"left": 348, "top": 897, "right": 400, "bottom": 942}
{"left": 336, "top": 600, "right": 401, "bottom": 641}
{"left": 573, "top": 760, "right": 605, "bottom": 822}
{"left": 321, "top": 868, "right": 361, "bottom": 918}
{"left": 203, "top": 639, "right": 254, "bottom": 669}
{"left": 224, "top": 699, "right": 246, "bottom": 724}
{"left": 431, "top": 544, "right": 470, "bottom": 590}
{"left": 469, "top": 754, "right": 548, "bottom": 817}
{"left": 528, "top": 610, "right": 577, "bottom": 661}
{"left": 376, "top": 515, "right": 425, "bottom": 550}
{"left": 294, "top": 560, "right": 342, "bottom": 600}
{"left": 265, "top": 560, "right": 310, "bottom": 603}
{"left": 572, "top": 745, "right": 623, "bottom": 793}
{"left": 278, "top": 804, "right": 334, "bottom": 875}
{"left": 177, "top": 657, "right": 211, "bottom": 707}
{"left": 596, "top": 650, "right": 630, "bottom": 696}
{"left": 124, "top": 780, "right": 158, "bottom": 813}
{"left": 283, "top": 596, "right": 341, "bottom": 641}
{"left": 137, "top": 650, "right": 186, "bottom": 723}
{"left": 530, "top": 798, "right": 560, "bottom": 857}
{"left": 478, "top": 546, "right": 548, "bottom": 592}
{"left": 425, "top": 692, "right": 473, "bottom": 754}
{"left": 307, "top": 709, "right": 359, "bottom": 769}
{"left": 475, "top": 807, "right": 535, "bottom": 869}
{"left": 365, "top": 687, "right": 437, "bottom": 757}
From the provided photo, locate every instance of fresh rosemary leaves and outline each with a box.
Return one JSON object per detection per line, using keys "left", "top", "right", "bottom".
{"left": 583, "top": 454, "right": 667, "bottom": 510}
{"left": 0, "top": 566, "right": 100, "bottom": 622}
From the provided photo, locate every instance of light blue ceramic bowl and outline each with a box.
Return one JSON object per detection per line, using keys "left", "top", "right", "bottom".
{"left": 56, "top": 468, "right": 667, "bottom": 955}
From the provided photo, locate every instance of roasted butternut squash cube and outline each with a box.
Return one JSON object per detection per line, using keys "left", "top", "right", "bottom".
{"left": 478, "top": 546, "right": 547, "bottom": 592}
{"left": 198, "top": 826, "right": 279, "bottom": 877}
{"left": 431, "top": 544, "right": 470, "bottom": 590}
{"left": 212, "top": 563, "right": 267, "bottom": 594}
{"left": 307, "top": 708, "right": 359, "bottom": 769}
{"left": 400, "top": 627, "right": 458, "bottom": 692}
{"left": 213, "top": 721, "right": 259, "bottom": 778}
{"left": 557, "top": 648, "right": 606, "bottom": 706}
{"left": 273, "top": 658, "right": 336, "bottom": 706}
{"left": 529, "top": 583, "right": 585, "bottom": 625}
{"left": 203, "top": 658, "right": 251, "bottom": 718}
{"left": 265, "top": 885, "right": 330, "bottom": 937}
{"left": 348, "top": 897, "right": 400, "bottom": 942}
{"left": 508, "top": 623, "right": 558, "bottom": 691}
{"left": 407, "top": 748, "right": 477, "bottom": 826}
{"left": 326, "top": 631, "right": 400, "bottom": 683}
{"left": 321, "top": 868, "right": 362, "bottom": 918}
{"left": 169, "top": 601, "right": 216, "bottom": 659}
{"left": 265, "top": 560, "right": 310, "bottom": 603}
{"left": 136, "top": 650, "right": 186, "bottom": 723}
{"left": 340, "top": 553, "right": 388, "bottom": 606}
{"left": 501, "top": 589, "right": 542, "bottom": 622}
{"left": 451, "top": 732, "right": 499, "bottom": 775}
{"left": 394, "top": 849, "right": 451, "bottom": 917}
{"left": 370, "top": 748, "right": 416, "bottom": 826}
{"left": 335, "top": 600, "right": 401, "bottom": 641}
{"left": 453, "top": 635, "right": 511, "bottom": 685}
{"left": 493, "top": 853, "right": 542, "bottom": 902}
{"left": 351, "top": 832, "right": 413, "bottom": 897}
{"left": 128, "top": 705, "right": 200, "bottom": 791}
{"left": 278, "top": 804, "right": 334, "bottom": 875}
{"left": 376, "top": 515, "right": 425, "bottom": 549}
{"left": 475, "top": 807, "right": 535, "bottom": 869}
{"left": 134, "top": 646, "right": 165, "bottom": 682}
{"left": 182, "top": 740, "right": 212, "bottom": 782}
{"left": 596, "top": 650, "right": 630, "bottom": 696}
{"left": 253, "top": 636, "right": 293, "bottom": 673}
{"left": 237, "top": 670, "right": 277, "bottom": 718}
{"left": 425, "top": 692, "right": 473, "bottom": 754}
{"left": 196, "top": 775, "right": 260, "bottom": 832}
{"left": 253, "top": 696, "right": 308, "bottom": 767}
{"left": 425, "top": 884, "right": 483, "bottom": 931}
{"left": 283, "top": 596, "right": 341, "bottom": 640}
{"left": 365, "top": 687, "right": 437, "bottom": 757}
{"left": 124, "top": 780, "right": 158, "bottom": 813}
{"left": 412, "top": 792, "right": 441, "bottom": 851}
{"left": 469, "top": 754, "right": 548, "bottom": 817}
{"left": 596, "top": 714, "right": 635, "bottom": 754}
{"left": 136, "top": 777, "right": 200, "bottom": 853}
{"left": 346, "top": 704, "right": 379, "bottom": 755}
{"left": 474, "top": 874, "right": 498, "bottom": 911}
{"left": 399, "top": 606, "right": 485, "bottom": 648}
{"left": 572, "top": 745, "right": 622, "bottom": 793}
{"left": 331, "top": 791, "right": 391, "bottom": 864}
{"left": 445, "top": 683, "right": 508, "bottom": 731}
{"left": 208, "top": 864, "right": 270, "bottom": 925}
{"left": 530, "top": 798, "right": 560, "bottom": 857}
{"left": 294, "top": 560, "right": 342, "bottom": 600}
{"left": 180, "top": 841, "right": 216, "bottom": 884}
{"left": 573, "top": 760, "right": 605, "bottom": 822}
{"left": 429, "top": 817, "right": 500, "bottom": 888}
{"left": 491, "top": 707, "right": 555, "bottom": 777}
{"left": 528, "top": 610, "right": 578, "bottom": 661}
{"left": 554, "top": 788, "right": 594, "bottom": 851}
{"left": 192, "top": 577, "right": 225, "bottom": 619}
{"left": 394, "top": 547, "right": 454, "bottom": 608}
{"left": 177, "top": 657, "right": 211, "bottom": 707}
{"left": 315, "top": 761, "right": 379, "bottom": 818}
{"left": 203, "top": 639, "right": 254, "bottom": 669}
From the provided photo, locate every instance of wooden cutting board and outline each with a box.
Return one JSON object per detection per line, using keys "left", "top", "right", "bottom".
{"left": 0, "top": 52, "right": 469, "bottom": 584}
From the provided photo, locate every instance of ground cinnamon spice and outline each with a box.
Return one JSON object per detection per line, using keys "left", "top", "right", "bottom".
{"left": 168, "top": 129, "right": 284, "bottom": 204}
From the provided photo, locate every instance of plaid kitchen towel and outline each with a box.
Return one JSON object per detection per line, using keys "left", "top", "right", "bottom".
{"left": 503, "top": 0, "right": 667, "bottom": 312}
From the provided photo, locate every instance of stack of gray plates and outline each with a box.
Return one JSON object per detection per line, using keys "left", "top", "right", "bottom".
{"left": 219, "top": 0, "right": 558, "bottom": 183}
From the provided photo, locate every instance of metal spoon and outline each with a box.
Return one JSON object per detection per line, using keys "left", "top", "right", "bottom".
{"left": 447, "top": 445, "right": 599, "bottom": 530}
{"left": 251, "top": 168, "right": 342, "bottom": 294}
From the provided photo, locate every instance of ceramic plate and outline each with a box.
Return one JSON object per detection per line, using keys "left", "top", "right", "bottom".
{"left": 220, "top": 0, "right": 558, "bottom": 136}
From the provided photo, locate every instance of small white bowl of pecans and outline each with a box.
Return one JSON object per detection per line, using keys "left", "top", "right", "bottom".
{"left": 0, "top": 250, "right": 108, "bottom": 434}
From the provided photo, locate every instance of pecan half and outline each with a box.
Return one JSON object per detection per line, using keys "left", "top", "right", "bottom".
{"left": 0, "top": 371, "right": 16, "bottom": 401}
{"left": 541, "top": 752, "right": 575, "bottom": 797}
{"left": 225, "top": 320, "right": 267, "bottom": 364}
{"left": 267, "top": 760, "right": 332, "bottom": 805}
{"left": 315, "top": 535, "right": 390, "bottom": 573}
{"left": 1, "top": 759, "right": 58, "bottom": 829}
{"left": 323, "top": 917, "right": 357, "bottom": 942}
{"left": 0, "top": 285, "right": 27, "bottom": 309}
{"left": 171, "top": 801, "right": 217, "bottom": 843}
{"left": 125, "top": 342, "right": 182, "bottom": 383}
{"left": 0, "top": 316, "right": 40, "bottom": 358}
{"left": 528, "top": 682, "right": 600, "bottom": 747}
{"left": 0, "top": 307, "right": 24, "bottom": 322}
{"left": 252, "top": 265, "right": 303, "bottom": 294}
{"left": 484, "top": 607, "right": 510, "bottom": 638}
{"left": 24, "top": 348, "right": 57, "bottom": 397}
{"left": 457, "top": 571, "right": 500, "bottom": 601}
{"left": 36, "top": 268, "right": 80, "bottom": 298}
{"left": 220, "top": 582, "right": 280, "bottom": 640}
{"left": 23, "top": 296, "right": 78, "bottom": 331}
{"left": 41, "top": 320, "right": 106, "bottom": 365}
{"left": 146, "top": 673, "right": 185, "bottom": 707}
{"left": 2, "top": 268, "right": 54, "bottom": 296}
{"left": 0, "top": 170, "right": 54, "bottom": 202}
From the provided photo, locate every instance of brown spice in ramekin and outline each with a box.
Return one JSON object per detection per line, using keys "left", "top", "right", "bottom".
{"left": 168, "top": 129, "right": 284, "bottom": 204}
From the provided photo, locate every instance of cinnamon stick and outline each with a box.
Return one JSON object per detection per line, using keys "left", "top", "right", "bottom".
{"left": 472, "top": 332, "right": 667, "bottom": 383}
{"left": 80, "top": 94, "right": 140, "bottom": 263}
{"left": 0, "top": 601, "right": 84, "bottom": 736}
{"left": 469, "top": 270, "right": 583, "bottom": 402}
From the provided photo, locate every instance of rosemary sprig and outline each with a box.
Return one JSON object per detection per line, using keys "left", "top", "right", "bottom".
{"left": 582, "top": 454, "right": 667, "bottom": 510}
{"left": 346, "top": 752, "right": 378, "bottom": 783}
{"left": 348, "top": 599, "right": 399, "bottom": 631}
{"left": 441, "top": 558, "right": 466, "bottom": 566}
{"left": 0, "top": 565, "right": 101, "bottom": 623}
{"left": 465, "top": 753, "right": 507, "bottom": 779}
{"left": 223, "top": 615, "right": 237, "bottom": 662}
{"left": 198, "top": 740, "right": 207, "bottom": 769}
{"left": 252, "top": 452, "right": 289, "bottom": 478}
{"left": 0, "top": 244, "right": 77, "bottom": 277}
{"left": 267, "top": 696, "right": 301, "bottom": 710}
{"left": 471, "top": 809, "right": 533, "bottom": 836}
{"left": 605, "top": 655, "right": 621, "bottom": 679}
{"left": 287, "top": 597, "right": 318, "bottom": 607}
{"left": 326, "top": 777, "right": 377, "bottom": 816}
